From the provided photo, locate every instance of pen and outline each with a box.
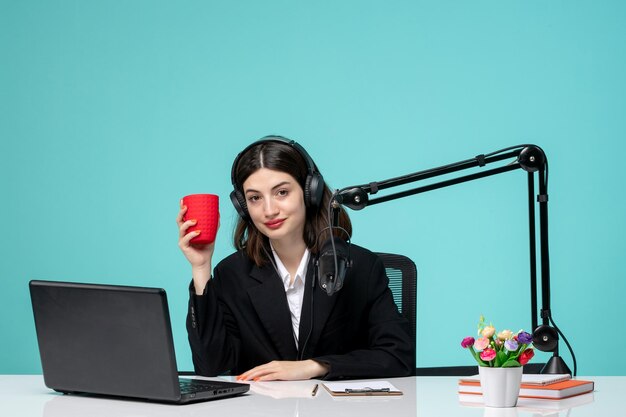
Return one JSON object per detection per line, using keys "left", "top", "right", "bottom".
{"left": 312, "top": 383, "right": 319, "bottom": 396}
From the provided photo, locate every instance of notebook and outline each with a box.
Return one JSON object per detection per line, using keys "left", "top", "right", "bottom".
{"left": 459, "top": 373, "right": 572, "bottom": 386}
{"left": 29, "top": 280, "right": 249, "bottom": 404}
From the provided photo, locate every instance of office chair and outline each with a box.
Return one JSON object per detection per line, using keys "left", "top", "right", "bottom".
{"left": 375, "top": 252, "right": 417, "bottom": 345}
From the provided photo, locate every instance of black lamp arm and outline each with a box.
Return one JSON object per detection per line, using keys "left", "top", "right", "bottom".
{"left": 331, "top": 144, "right": 571, "bottom": 374}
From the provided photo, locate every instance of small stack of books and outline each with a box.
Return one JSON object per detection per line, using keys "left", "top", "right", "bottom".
{"left": 458, "top": 374, "right": 594, "bottom": 407}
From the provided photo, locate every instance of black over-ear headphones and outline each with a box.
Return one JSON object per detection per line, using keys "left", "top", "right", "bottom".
{"left": 229, "top": 135, "right": 325, "bottom": 221}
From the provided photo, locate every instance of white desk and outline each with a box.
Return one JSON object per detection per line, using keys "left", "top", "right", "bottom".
{"left": 0, "top": 375, "right": 621, "bottom": 417}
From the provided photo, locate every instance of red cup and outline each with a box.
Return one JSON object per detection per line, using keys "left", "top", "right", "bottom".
{"left": 182, "top": 194, "right": 220, "bottom": 245}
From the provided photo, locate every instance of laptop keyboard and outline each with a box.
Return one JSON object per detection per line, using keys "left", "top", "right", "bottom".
{"left": 178, "top": 378, "right": 231, "bottom": 395}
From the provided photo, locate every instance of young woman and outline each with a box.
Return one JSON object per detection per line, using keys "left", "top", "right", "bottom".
{"left": 177, "top": 136, "right": 413, "bottom": 381}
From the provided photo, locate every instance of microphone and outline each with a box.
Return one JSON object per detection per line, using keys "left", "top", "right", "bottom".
{"left": 316, "top": 235, "right": 351, "bottom": 296}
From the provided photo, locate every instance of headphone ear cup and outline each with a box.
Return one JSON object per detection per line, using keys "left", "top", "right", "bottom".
{"left": 230, "top": 190, "right": 249, "bottom": 220}
{"left": 532, "top": 324, "right": 559, "bottom": 352}
{"left": 304, "top": 173, "right": 324, "bottom": 208}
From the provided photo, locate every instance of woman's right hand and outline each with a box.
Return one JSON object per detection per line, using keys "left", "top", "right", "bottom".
{"left": 177, "top": 201, "right": 217, "bottom": 294}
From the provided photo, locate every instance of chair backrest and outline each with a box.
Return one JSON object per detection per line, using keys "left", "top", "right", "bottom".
{"left": 374, "top": 252, "right": 546, "bottom": 377}
{"left": 375, "top": 252, "right": 417, "bottom": 346}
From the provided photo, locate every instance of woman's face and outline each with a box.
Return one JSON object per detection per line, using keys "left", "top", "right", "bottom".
{"left": 242, "top": 167, "right": 306, "bottom": 245}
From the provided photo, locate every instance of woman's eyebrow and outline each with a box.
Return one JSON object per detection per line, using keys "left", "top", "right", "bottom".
{"left": 244, "top": 181, "right": 291, "bottom": 194}
{"left": 271, "top": 181, "right": 291, "bottom": 190}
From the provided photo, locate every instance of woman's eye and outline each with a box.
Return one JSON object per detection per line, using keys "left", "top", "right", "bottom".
{"left": 247, "top": 195, "right": 260, "bottom": 203}
{"left": 277, "top": 189, "right": 288, "bottom": 197}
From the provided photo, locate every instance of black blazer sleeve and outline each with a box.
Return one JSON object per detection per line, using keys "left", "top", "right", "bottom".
{"left": 186, "top": 274, "right": 241, "bottom": 376}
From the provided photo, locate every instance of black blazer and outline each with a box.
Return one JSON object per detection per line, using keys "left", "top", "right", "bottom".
{"left": 186, "top": 244, "right": 414, "bottom": 380}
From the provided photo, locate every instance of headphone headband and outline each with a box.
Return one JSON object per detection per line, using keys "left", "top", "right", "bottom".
{"left": 230, "top": 135, "right": 318, "bottom": 187}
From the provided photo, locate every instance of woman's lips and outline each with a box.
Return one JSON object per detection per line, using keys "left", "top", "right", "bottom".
{"left": 264, "top": 219, "right": 285, "bottom": 229}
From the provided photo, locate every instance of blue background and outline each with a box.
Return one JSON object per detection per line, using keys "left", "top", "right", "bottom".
{"left": 2, "top": 1, "right": 625, "bottom": 376}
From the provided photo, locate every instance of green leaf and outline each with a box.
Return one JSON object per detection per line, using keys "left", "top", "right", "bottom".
{"left": 495, "top": 350, "right": 507, "bottom": 367}
{"left": 509, "top": 345, "right": 527, "bottom": 362}
{"left": 502, "top": 359, "right": 521, "bottom": 368}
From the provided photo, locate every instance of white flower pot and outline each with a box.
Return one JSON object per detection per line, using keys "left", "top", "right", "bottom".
{"left": 478, "top": 366, "right": 523, "bottom": 408}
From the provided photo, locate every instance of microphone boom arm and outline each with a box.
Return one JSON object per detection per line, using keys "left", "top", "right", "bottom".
{"left": 331, "top": 145, "right": 572, "bottom": 374}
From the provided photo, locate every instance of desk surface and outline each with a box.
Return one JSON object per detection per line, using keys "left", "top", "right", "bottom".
{"left": 0, "top": 375, "right": 621, "bottom": 417}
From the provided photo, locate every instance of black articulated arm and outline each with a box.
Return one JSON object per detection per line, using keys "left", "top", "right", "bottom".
{"left": 329, "top": 145, "right": 575, "bottom": 375}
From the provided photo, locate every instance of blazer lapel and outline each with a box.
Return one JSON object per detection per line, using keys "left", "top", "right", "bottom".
{"left": 298, "top": 259, "right": 339, "bottom": 359}
{"left": 247, "top": 264, "right": 298, "bottom": 360}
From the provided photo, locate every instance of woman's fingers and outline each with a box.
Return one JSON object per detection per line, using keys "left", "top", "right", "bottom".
{"left": 236, "top": 361, "right": 311, "bottom": 381}
{"left": 237, "top": 363, "right": 275, "bottom": 381}
{"left": 237, "top": 360, "right": 328, "bottom": 381}
{"left": 179, "top": 229, "right": 202, "bottom": 247}
{"left": 177, "top": 202, "right": 195, "bottom": 240}
{"left": 176, "top": 204, "right": 188, "bottom": 226}
{"left": 178, "top": 219, "right": 197, "bottom": 238}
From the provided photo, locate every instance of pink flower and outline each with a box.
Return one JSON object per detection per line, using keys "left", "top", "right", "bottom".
{"left": 519, "top": 348, "right": 535, "bottom": 365}
{"left": 480, "top": 348, "right": 496, "bottom": 361}
{"left": 473, "top": 336, "right": 490, "bottom": 351}
{"left": 461, "top": 337, "right": 475, "bottom": 348}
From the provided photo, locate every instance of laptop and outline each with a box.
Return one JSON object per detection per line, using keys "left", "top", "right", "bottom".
{"left": 29, "top": 280, "right": 249, "bottom": 404}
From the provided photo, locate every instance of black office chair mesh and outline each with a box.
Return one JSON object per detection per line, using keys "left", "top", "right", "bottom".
{"left": 375, "top": 252, "right": 417, "bottom": 345}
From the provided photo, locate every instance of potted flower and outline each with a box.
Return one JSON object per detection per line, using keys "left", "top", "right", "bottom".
{"left": 460, "top": 316, "right": 535, "bottom": 407}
